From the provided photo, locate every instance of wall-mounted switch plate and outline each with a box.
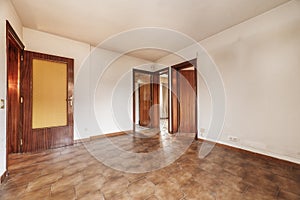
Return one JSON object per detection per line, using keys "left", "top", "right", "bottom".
{"left": 228, "top": 135, "right": 238, "bottom": 142}
{"left": 0, "top": 99, "right": 4, "bottom": 109}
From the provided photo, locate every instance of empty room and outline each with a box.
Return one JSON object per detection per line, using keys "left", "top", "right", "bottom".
{"left": 0, "top": 0, "right": 300, "bottom": 199}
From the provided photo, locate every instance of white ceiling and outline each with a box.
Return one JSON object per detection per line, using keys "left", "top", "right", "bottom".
{"left": 11, "top": 0, "right": 290, "bottom": 61}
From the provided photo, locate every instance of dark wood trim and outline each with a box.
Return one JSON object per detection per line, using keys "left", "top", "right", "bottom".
{"left": 0, "top": 170, "right": 8, "bottom": 184}
{"left": 6, "top": 21, "right": 24, "bottom": 49}
{"left": 74, "top": 131, "right": 128, "bottom": 143}
{"left": 198, "top": 138, "right": 300, "bottom": 167}
{"left": 171, "top": 59, "right": 197, "bottom": 71}
{"left": 73, "top": 138, "right": 90, "bottom": 144}
{"left": 90, "top": 131, "right": 128, "bottom": 140}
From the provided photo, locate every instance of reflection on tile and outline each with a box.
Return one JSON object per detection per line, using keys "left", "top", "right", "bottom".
{"left": 1, "top": 129, "right": 300, "bottom": 200}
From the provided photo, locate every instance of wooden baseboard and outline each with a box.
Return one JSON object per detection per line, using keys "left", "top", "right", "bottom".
{"left": 73, "top": 138, "right": 90, "bottom": 144}
{"left": 90, "top": 131, "right": 129, "bottom": 140}
{"left": 74, "top": 131, "right": 130, "bottom": 144}
{"left": 0, "top": 170, "right": 8, "bottom": 184}
{"left": 198, "top": 138, "right": 300, "bottom": 167}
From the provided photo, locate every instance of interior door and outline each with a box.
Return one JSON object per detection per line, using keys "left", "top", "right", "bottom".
{"left": 178, "top": 69, "right": 196, "bottom": 133}
{"left": 139, "top": 83, "right": 152, "bottom": 127}
{"left": 21, "top": 51, "right": 74, "bottom": 152}
{"left": 170, "top": 60, "right": 197, "bottom": 135}
{"left": 6, "top": 21, "right": 24, "bottom": 154}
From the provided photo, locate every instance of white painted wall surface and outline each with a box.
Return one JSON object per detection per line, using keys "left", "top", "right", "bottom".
{"left": 157, "top": 1, "right": 300, "bottom": 163}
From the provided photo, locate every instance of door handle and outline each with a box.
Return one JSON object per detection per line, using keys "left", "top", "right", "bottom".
{"left": 67, "top": 96, "right": 73, "bottom": 107}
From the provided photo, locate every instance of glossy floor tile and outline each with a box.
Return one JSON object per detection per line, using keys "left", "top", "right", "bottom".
{"left": 1, "top": 131, "right": 300, "bottom": 200}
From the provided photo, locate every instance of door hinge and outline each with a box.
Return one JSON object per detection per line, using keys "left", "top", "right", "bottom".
{"left": 20, "top": 96, "right": 23, "bottom": 104}
{"left": 21, "top": 55, "right": 24, "bottom": 61}
{"left": 20, "top": 139, "right": 23, "bottom": 146}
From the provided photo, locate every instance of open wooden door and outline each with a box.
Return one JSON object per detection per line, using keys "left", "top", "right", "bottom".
{"left": 21, "top": 51, "right": 74, "bottom": 152}
{"left": 178, "top": 69, "right": 196, "bottom": 133}
{"left": 170, "top": 59, "right": 197, "bottom": 136}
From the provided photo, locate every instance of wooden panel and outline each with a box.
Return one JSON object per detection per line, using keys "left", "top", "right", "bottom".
{"left": 22, "top": 51, "right": 74, "bottom": 152}
{"left": 178, "top": 69, "right": 196, "bottom": 133}
{"left": 21, "top": 51, "right": 32, "bottom": 152}
{"left": 170, "top": 59, "right": 197, "bottom": 135}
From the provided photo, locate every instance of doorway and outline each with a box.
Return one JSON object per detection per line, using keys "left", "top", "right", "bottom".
{"left": 6, "top": 21, "right": 74, "bottom": 155}
{"left": 132, "top": 68, "right": 169, "bottom": 133}
{"left": 157, "top": 68, "right": 169, "bottom": 132}
{"left": 170, "top": 59, "right": 197, "bottom": 137}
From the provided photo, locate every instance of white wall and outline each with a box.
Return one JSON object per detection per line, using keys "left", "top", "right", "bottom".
{"left": 23, "top": 28, "right": 152, "bottom": 140}
{"left": 157, "top": 0, "right": 300, "bottom": 163}
{"left": 0, "top": 0, "right": 23, "bottom": 177}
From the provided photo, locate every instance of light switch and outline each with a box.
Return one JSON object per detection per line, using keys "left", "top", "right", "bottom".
{"left": 0, "top": 99, "right": 5, "bottom": 109}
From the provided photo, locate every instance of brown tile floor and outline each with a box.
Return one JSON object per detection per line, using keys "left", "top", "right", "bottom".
{"left": 1, "top": 131, "right": 300, "bottom": 200}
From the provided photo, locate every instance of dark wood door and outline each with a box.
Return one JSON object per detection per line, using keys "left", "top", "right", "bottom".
{"left": 6, "top": 22, "right": 24, "bottom": 153}
{"left": 178, "top": 69, "right": 196, "bottom": 133}
{"left": 170, "top": 60, "right": 197, "bottom": 135}
{"left": 21, "top": 51, "right": 74, "bottom": 152}
{"left": 139, "top": 83, "right": 152, "bottom": 127}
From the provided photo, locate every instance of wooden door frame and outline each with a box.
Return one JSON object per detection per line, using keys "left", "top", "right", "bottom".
{"left": 132, "top": 67, "right": 169, "bottom": 132}
{"left": 132, "top": 69, "right": 154, "bottom": 131}
{"left": 170, "top": 59, "right": 198, "bottom": 138}
{"left": 6, "top": 20, "right": 25, "bottom": 169}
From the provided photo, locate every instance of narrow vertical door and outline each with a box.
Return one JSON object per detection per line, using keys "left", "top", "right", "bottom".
{"left": 178, "top": 69, "right": 196, "bottom": 133}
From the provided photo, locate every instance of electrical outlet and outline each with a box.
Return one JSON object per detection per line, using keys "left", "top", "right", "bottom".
{"left": 228, "top": 135, "right": 238, "bottom": 142}
{"left": 200, "top": 128, "right": 205, "bottom": 137}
